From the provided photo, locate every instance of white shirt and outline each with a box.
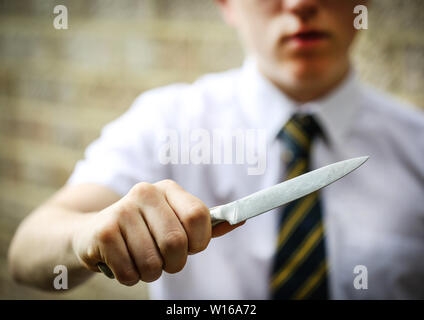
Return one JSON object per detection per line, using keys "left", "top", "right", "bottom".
{"left": 68, "top": 59, "right": 424, "bottom": 299}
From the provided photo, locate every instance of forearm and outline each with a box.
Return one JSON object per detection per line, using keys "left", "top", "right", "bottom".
{"left": 8, "top": 204, "right": 96, "bottom": 291}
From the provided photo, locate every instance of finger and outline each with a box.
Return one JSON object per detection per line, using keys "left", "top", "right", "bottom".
{"left": 97, "top": 226, "right": 140, "bottom": 286}
{"left": 212, "top": 221, "right": 246, "bottom": 238}
{"left": 155, "top": 180, "right": 211, "bottom": 254}
{"left": 130, "top": 183, "right": 188, "bottom": 274}
{"left": 118, "top": 209, "right": 164, "bottom": 282}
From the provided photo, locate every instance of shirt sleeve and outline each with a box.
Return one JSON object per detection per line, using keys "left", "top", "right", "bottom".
{"left": 66, "top": 92, "right": 170, "bottom": 197}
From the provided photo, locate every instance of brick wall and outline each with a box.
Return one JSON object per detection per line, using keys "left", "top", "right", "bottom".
{"left": 0, "top": 0, "right": 423, "bottom": 299}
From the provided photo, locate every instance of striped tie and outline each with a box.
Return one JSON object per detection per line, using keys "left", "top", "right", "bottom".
{"left": 270, "top": 114, "right": 329, "bottom": 300}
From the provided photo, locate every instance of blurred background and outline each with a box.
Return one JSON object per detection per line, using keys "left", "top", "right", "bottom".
{"left": 0, "top": 0, "right": 423, "bottom": 299}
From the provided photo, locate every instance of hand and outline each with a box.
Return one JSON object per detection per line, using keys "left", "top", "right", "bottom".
{"left": 71, "top": 179, "right": 243, "bottom": 285}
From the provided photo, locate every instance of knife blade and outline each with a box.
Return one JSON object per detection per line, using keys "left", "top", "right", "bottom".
{"left": 210, "top": 156, "right": 369, "bottom": 226}
{"left": 97, "top": 156, "right": 368, "bottom": 278}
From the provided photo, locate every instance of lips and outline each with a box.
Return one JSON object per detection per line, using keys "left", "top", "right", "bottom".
{"left": 282, "top": 30, "right": 330, "bottom": 48}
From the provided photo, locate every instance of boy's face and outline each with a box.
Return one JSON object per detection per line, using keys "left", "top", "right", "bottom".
{"left": 217, "top": 0, "right": 365, "bottom": 94}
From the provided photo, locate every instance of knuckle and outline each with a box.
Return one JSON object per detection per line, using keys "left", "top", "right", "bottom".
{"left": 164, "top": 257, "right": 187, "bottom": 274}
{"left": 189, "top": 237, "right": 210, "bottom": 254}
{"left": 160, "top": 230, "right": 188, "bottom": 256}
{"left": 131, "top": 182, "right": 158, "bottom": 200}
{"left": 184, "top": 202, "right": 210, "bottom": 227}
{"left": 140, "top": 254, "right": 163, "bottom": 282}
{"left": 116, "top": 268, "right": 139, "bottom": 286}
{"left": 96, "top": 225, "right": 118, "bottom": 244}
{"left": 182, "top": 202, "right": 210, "bottom": 254}
{"left": 115, "top": 203, "right": 137, "bottom": 222}
{"left": 158, "top": 179, "right": 178, "bottom": 188}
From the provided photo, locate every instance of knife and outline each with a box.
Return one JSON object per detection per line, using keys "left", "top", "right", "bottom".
{"left": 97, "top": 156, "right": 369, "bottom": 278}
{"left": 210, "top": 156, "right": 369, "bottom": 226}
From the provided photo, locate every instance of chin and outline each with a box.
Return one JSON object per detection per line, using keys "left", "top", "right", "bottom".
{"left": 278, "top": 57, "right": 336, "bottom": 85}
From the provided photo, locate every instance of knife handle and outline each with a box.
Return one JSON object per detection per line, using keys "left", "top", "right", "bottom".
{"left": 97, "top": 207, "right": 226, "bottom": 279}
{"left": 97, "top": 262, "right": 114, "bottom": 279}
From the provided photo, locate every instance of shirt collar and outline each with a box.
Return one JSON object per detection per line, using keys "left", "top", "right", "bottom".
{"left": 301, "top": 70, "right": 361, "bottom": 146}
{"left": 238, "top": 57, "right": 361, "bottom": 146}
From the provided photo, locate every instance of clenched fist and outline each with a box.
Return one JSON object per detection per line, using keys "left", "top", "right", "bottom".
{"left": 71, "top": 179, "right": 242, "bottom": 286}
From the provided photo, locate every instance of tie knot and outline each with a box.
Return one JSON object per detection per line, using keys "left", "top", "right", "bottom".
{"left": 278, "top": 114, "right": 322, "bottom": 153}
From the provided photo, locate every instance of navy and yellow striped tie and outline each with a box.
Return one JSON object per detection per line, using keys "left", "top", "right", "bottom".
{"left": 270, "top": 114, "right": 329, "bottom": 300}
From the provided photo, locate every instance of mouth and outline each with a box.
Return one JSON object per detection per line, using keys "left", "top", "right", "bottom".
{"left": 282, "top": 30, "right": 331, "bottom": 47}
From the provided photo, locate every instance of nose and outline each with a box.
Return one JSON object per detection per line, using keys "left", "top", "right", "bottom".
{"left": 283, "top": 0, "right": 319, "bottom": 22}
